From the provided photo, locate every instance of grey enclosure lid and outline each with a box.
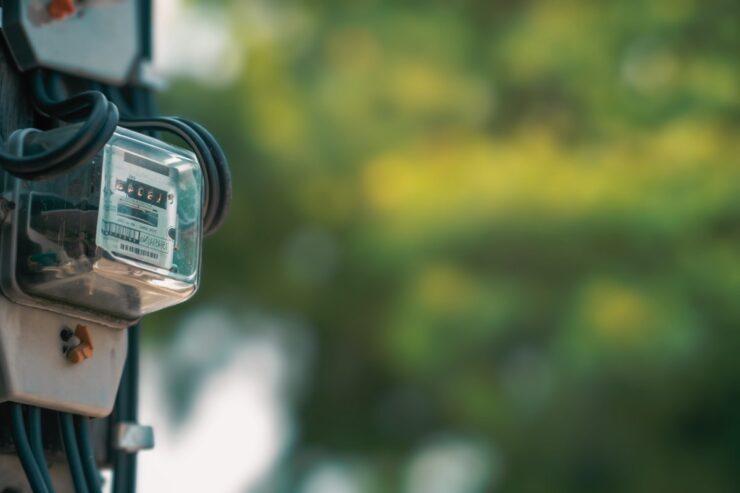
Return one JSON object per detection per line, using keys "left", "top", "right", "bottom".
{"left": 1, "top": 0, "right": 140, "bottom": 84}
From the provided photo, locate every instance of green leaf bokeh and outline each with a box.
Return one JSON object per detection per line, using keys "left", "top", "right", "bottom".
{"left": 155, "top": 0, "right": 740, "bottom": 491}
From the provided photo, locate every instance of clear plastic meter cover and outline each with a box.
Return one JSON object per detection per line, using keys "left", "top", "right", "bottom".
{"left": 0, "top": 126, "right": 203, "bottom": 322}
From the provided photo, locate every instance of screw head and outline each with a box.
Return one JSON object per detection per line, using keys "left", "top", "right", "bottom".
{"left": 60, "top": 328, "right": 73, "bottom": 342}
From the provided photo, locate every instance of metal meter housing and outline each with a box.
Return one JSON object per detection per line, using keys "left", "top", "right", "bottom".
{"left": 1, "top": 0, "right": 141, "bottom": 84}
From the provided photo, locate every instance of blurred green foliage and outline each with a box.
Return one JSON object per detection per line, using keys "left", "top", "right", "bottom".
{"left": 157, "top": 0, "right": 739, "bottom": 491}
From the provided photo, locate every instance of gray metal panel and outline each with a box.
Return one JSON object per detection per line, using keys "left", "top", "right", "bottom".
{"left": 1, "top": 0, "right": 140, "bottom": 84}
{"left": 0, "top": 296, "right": 127, "bottom": 417}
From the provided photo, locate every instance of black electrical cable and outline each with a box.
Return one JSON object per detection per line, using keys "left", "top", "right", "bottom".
{"left": 28, "top": 407, "right": 56, "bottom": 493}
{"left": 118, "top": 117, "right": 216, "bottom": 231}
{"left": 15, "top": 103, "right": 119, "bottom": 180}
{"left": 9, "top": 404, "right": 49, "bottom": 493}
{"left": 83, "top": 76, "right": 230, "bottom": 234}
{"left": 75, "top": 415, "right": 102, "bottom": 493}
{"left": 101, "top": 84, "right": 136, "bottom": 119}
{"left": 32, "top": 73, "right": 230, "bottom": 235}
{"left": 119, "top": 117, "right": 227, "bottom": 236}
{"left": 0, "top": 70, "right": 118, "bottom": 180}
{"left": 98, "top": 84, "right": 155, "bottom": 120}
{"left": 59, "top": 413, "right": 90, "bottom": 493}
{"left": 174, "top": 117, "right": 232, "bottom": 234}
{"left": 36, "top": 71, "right": 109, "bottom": 124}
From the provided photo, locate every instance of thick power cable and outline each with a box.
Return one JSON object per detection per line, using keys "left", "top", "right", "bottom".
{"left": 119, "top": 117, "right": 228, "bottom": 236}
{"left": 75, "top": 415, "right": 102, "bottom": 493}
{"left": 28, "top": 407, "right": 56, "bottom": 493}
{"left": 0, "top": 71, "right": 118, "bottom": 180}
{"left": 59, "top": 413, "right": 89, "bottom": 493}
{"left": 174, "top": 117, "right": 232, "bottom": 234}
{"left": 9, "top": 404, "right": 49, "bottom": 493}
{"left": 28, "top": 72, "right": 231, "bottom": 236}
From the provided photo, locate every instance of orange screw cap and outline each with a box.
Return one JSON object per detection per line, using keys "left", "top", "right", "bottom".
{"left": 49, "top": 0, "right": 76, "bottom": 20}
{"left": 67, "top": 324, "right": 94, "bottom": 364}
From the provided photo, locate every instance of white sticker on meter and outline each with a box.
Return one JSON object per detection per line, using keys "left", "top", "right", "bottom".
{"left": 96, "top": 146, "right": 177, "bottom": 270}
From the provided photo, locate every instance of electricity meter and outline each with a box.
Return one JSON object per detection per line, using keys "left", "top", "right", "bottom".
{"left": 0, "top": 126, "right": 203, "bottom": 325}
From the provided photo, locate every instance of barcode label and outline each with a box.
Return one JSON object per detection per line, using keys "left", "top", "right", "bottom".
{"left": 102, "top": 221, "right": 140, "bottom": 244}
{"left": 119, "top": 242, "right": 159, "bottom": 261}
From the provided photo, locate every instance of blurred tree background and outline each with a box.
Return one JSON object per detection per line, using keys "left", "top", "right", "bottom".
{"left": 149, "top": 0, "right": 739, "bottom": 491}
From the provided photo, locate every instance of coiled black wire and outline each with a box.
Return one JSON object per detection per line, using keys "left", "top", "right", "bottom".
{"left": 30, "top": 71, "right": 231, "bottom": 236}
{"left": 119, "top": 116, "right": 231, "bottom": 236}
{"left": 174, "top": 117, "right": 232, "bottom": 234}
{"left": 0, "top": 70, "right": 119, "bottom": 180}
